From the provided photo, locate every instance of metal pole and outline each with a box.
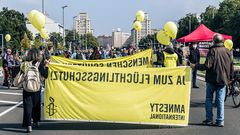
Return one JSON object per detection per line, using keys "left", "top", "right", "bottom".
{"left": 73, "top": 16, "right": 77, "bottom": 40}
{"left": 62, "top": 5, "right": 68, "bottom": 47}
{"left": 42, "top": 0, "right": 44, "bottom": 14}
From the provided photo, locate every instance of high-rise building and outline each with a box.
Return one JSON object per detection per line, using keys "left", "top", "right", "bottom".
{"left": 131, "top": 13, "right": 151, "bottom": 48}
{"left": 75, "top": 13, "right": 93, "bottom": 36}
{"left": 97, "top": 35, "right": 112, "bottom": 49}
{"left": 112, "top": 28, "right": 131, "bottom": 48}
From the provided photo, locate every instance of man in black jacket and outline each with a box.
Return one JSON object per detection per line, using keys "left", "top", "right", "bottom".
{"left": 188, "top": 42, "right": 200, "bottom": 88}
{"left": 190, "top": 33, "right": 234, "bottom": 127}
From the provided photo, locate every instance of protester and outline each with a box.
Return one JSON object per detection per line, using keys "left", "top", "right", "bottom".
{"left": 63, "top": 50, "right": 70, "bottom": 58}
{"left": 153, "top": 47, "right": 164, "bottom": 67}
{"left": 2, "top": 49, "right": 12, "bottom": 86}
{"left": 188, "top": 42, "right": 200, "bottom": 88}
{"left": 71, "top": 47, "right": 86, "bottom": 60}
{"left": 21, "top": 48, "right": 49, "bottom": 133}
{"left": 174, "top": 44, "right": 184, "bottom": 65}
{"left": 89, "top": 46, "right": 101, "bottom": 60}
{"left": 162, "top": 44, "right": 179, "bottom": 67}
{"left": 190, "top": 33, "right": 234, "bottom": 127}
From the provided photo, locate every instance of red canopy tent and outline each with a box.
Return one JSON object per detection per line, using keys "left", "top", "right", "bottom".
{"left": 177, "top": 24, "right": 232, "bottom": 43}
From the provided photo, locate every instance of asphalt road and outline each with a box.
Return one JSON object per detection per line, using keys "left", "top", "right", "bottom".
{"left": 0, "top": 78, "right": 240, "bottom": 135}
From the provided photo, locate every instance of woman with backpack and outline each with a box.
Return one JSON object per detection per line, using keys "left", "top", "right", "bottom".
{"left": 21, "top": 48, "right": 49, "bottom": 133}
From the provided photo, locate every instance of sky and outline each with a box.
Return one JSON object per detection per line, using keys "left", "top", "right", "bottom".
{"left": 0, "top": 0, "right": 221, "bottom": 36}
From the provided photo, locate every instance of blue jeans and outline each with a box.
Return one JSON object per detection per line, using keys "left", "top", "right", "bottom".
{"left": 205, "top": 83, "right": 226, "bottom": 124}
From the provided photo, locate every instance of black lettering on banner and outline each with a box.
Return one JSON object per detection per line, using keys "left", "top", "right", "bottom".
{"left": 99, "top": 63, "right": 104, "bottom": 67}
{"left": 168, "top": 76, "right": 173, "bottom": 84}
{"left": 76, "top": 72, "right": 81, "bottom": 81}
{"left": 82, "top": 72, "right": 87, "bottom": 81}
{"left": 107, "top": 63, "right": 111, "bottom": 67}
{"left": 52, "top": 71, "right": 58, "bottom": 80}
{"left": 122, "top": 61, "right": 127, "bottom": 68}
{"left": 132, "top": 59, "right": 137, "bottom": 67}
{"left": 154, "top": 75, "right": 161, "bottom": 84}
{"left": 64, "top": 72, "right": 68, "bottom": 81}
{"left": 120, "top": 73, "right": 126, "bottom": 83}
{"left": 50, "top": 71, "right": 53, "bottom": 80}
{"left": 128, "top": 60, "right": 133, "bottom": 67}
{"left": 127, "top": 73, "right": 132, "bottom": 83}
{"left": 109, "top": 73, "right": 114, "bottom": 82}
{"left": 88, "top": 72, "right": 93, "bottom": 81}
{"left": 115, "top": 73, "right": 120, "bottom": 82}
{"left": 142, "top": 57, "right": 149, "bottom": 65}
{"left": 99, "top": 72, "right": 106, "bottom": 82}
{"left": 93, "top": 72, "right": 99, "bottom": 81}
{"left": 133, "top": 72, "right": 139, "bottom": 83}
{"left": 59, "top": 71, "right": 64, "bottom": 81}
{"left": 145, "top": 74, "right": 150, "bottom": 84}
{"left": 150, "top": 103, "right": 185, "bottom": 113}
{"left": 138, "top": 58, "right": 143, "bottom": 66}
{"left": 69, "top": 72, "right": 75, "bottom": 81}
{"left": 176, "top": 76, "right": 186, "bottom": 85}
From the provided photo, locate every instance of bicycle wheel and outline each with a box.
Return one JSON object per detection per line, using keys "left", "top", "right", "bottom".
{"left": 232, "top": 80, "right": 240, "bottom": 108}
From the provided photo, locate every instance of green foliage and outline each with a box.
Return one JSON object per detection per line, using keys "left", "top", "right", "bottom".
{"left": 33, "top": 38, "right": 43, "bottom": 49}
{"left": 177, "top": 13, "right": 200, "bottom": 38}
{"left": 0, "top": 7, "right": 33, "bottom": 52}
{"left": 139, "top": 33, "right": 158, "bottom": 48}
{"left": 177, "top": 0, "right": 240, "bottom": 48}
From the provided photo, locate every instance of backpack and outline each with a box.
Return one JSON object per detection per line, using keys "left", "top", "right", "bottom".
{"left": 22, "top": 62, "right": 41, "bottom": 92}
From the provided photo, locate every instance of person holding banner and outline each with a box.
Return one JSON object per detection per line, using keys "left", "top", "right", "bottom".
{"left": 188, "top": 42, "right": 200, "bottom": 88}
{"left": 90, "top": 46, "right": 101, "bottom": 60}
{"left": 21, "top": 48, "right": 49, "bottom": 133}
{"left": 190, "top": 33, "right": 233, "bottom": 127}
{"left": 162, "top": 44, "right": 179, "bottom": 67}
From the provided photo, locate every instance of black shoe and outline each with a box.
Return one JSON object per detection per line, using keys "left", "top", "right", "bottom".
{"left": 193, "top": 86, "right": 199, "bottom": 88}
{"left": 202, "top": 120, "right": 213, "bottom": 126}
{"left": 26, "top": 126, "right": 32, "bottom": 133}
{"left": 33, "top": 122, "right": 39, "bottom": 128}
{"left": 215, "top": 122, "right": 224, "bottom": 127}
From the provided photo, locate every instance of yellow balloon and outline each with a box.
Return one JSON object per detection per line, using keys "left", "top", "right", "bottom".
{"left": 28, "top": 10, "right": 39, "bottom": 23}
{"left": 5, "top": 34, "right": 11, "bottom": 42}
{"left": 31, "top": 11, "right": 46, "bottom": 30}
{"left": 136, "top": 10, "right": 145, "bottom": 22}
{"left": 133, "top": 21, "right": 142, "bottom": 31}
{"left": 164, "top": 21, "right": 178, "bottom": 39}
{"left": 224, "top": 39, "right": 233, "bottom": 50}
{"left": 40, "top": 28, "right": 48, "bottom": 39}
{"left": 156, "top": 30, "right": 171, "bottom": 45}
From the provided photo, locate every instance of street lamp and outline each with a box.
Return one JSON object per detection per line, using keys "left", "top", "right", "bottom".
{"left": 73, "top": 16, "right": 77, "bottom": 40}
{"left": 62, "top": 5, "right": 68, "bottom": 47}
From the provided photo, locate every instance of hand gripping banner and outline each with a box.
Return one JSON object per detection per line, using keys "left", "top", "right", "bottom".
{"left": 44, "top": 63, "right": 191, "bottom": 126}
{"left": 50, "top": 49, "right": 152, "bottom": 68}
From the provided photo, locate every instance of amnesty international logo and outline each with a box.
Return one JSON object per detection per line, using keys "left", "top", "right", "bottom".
{"left": 46, "top": 97, "right": 57, "bottom": 116}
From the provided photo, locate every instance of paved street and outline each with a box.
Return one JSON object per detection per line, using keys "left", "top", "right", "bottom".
{"left": 0, "top": 78, "right": 240, "bottom": 135}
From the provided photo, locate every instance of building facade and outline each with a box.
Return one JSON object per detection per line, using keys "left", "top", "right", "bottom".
{"left": 131, "top": 13, "right": 151, "bottom": 48}
{"left": 27, "top": 16, "right": 63, "bottom": 38}
{"left": 97, "top": 35, "right": 112, "bottom": 49}
{"left": 75, "top": 13, "right": 93, "bottom": 36}
{"left": 112, "top": 28, "right": 131, "bottom": 48}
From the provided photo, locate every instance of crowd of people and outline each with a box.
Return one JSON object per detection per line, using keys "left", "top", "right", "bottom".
{"left": 0, "top": 33, "right": 234, "bottom": 132}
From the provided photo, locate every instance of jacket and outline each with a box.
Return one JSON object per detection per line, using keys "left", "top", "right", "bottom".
{"left": 189, "top": 47, "right": 200, "bottom": 64}
{"left": 196, "top": 43, "right": 234, "bottom": 85}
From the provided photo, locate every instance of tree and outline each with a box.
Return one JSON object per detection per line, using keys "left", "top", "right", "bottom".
{"left": 177, "top": 13, "right": 201, "bottom": 38}
{"left": 65, "top": 30, "right": 80, "bottom": 49}
{"left": 200, "top": 6, "right": 218, "bottom": 29}
{"left": 139, "top": 33, "right": 158, "bottom": 49}
{"left": 81, "top": 33, "right": 99, "bottom": 49}
{"left": 21, "top": 32, "right": 30, "bottom": 51}
{"left": 212, "top": 0, "right": 240, "bottom": 48}
{"left": 0, "top": 7, "right": 33, "bottom": 52}
{"left": 33, "top": 38, "right": 42, "bottom": 49}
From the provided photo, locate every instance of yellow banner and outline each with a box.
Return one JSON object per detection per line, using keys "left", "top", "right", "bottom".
{"left": 51, "top": 49, "right": 152, "bottom": 68}
{"left": 44, "top": 63, "right": 191, "bottom": 126}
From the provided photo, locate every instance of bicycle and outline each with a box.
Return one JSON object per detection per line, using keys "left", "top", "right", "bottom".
{"left": 225, "top": 70, "right": 240, "bottom": 108}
